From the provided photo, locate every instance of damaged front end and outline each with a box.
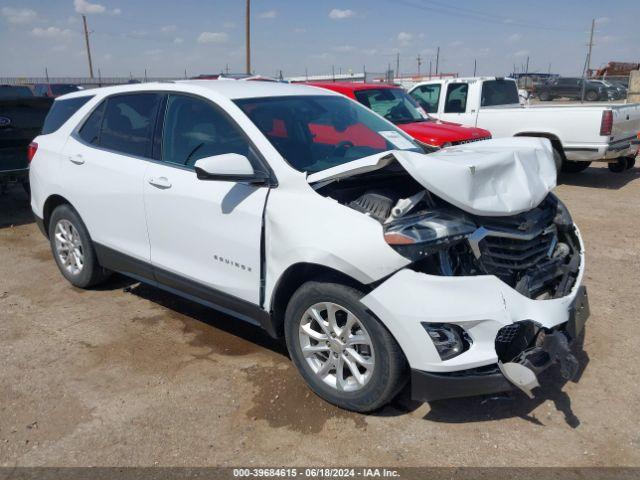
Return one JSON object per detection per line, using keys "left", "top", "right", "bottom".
{"left": 313, "top": 141, "right": 589, "bottom": 401}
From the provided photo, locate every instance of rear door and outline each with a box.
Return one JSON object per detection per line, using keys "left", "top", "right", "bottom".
{"left": 61, "top": 92, "right": 161, "bottom": 264}
{"left": 143, "top": 93, "right": 268, "bottom": 305}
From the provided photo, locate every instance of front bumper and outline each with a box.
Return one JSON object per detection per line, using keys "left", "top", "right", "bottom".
{"left": 360, "top": 227, "right": 587, "bottom": 401}
{"left": 410, "top": 287, "right": 589, "bottom": 402}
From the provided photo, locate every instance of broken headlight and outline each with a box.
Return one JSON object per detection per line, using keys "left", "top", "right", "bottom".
{"left": 384, "top": 211, "right": 476, "bottom": 260}
{"left": 553, "top": 195, "right": 573, "bottom": 230}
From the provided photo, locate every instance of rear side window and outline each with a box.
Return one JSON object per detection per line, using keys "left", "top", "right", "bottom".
{"left": 42, "top": 96, "right": 93, "bottom": 134}
{"left": 99, "top": 93, "right": 162, "bottom": 157}
{"left": 444, "top": 83, "right": 468, "bottom": 113}
{"left": 78, "top": 101, "right": 106, "bottom": 144}
{"left": 410, "top": 84, "right": 441, "bottom": 113}
{"left": 480, "top": 80, "right": 519, "bottom": 107}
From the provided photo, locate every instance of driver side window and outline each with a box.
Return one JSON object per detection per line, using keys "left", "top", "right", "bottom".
{"left": 161, "top": 94, "right": 256, "bottom": 168}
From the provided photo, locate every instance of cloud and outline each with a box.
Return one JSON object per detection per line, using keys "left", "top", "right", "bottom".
{"left": 595, "top": 16, "right": 610, "bottom": 25}
{"left": 362, "top": 48, "right": 378, "bottom": 56}
{"left": 161, "top": 25, "right": 177, "bottom": 33}
{"left": 450, "top": 40, "right": 464, "bottom": 47}
{"left": 507, "top": 33, "right": 522, "bottom": 43}
{"left": 397, "top": 32, "right": 413, "bottom": 46}
{"left": 512, "top": 49, "right": 530, "bottom": 57}
{"left": 103, "top": 53, "right": 113, "bottom": 60}
{"left": 31, "top": 26, "right": 73, "bottom": 39}
{"left": 311, "top": 52, "right": 334, "bottom": 60}
{"left": 111, "top": 8, "right": 121, "bottom": 15}
{"left": 74, "top": 0, "right": 106, "bottom": 14}
{"left": 197, "top": 31, "right": 228, "bottom": 44}
{"left": 1, "top": 7, "right": 37, "bottom": 24}
{"left": 145, "top": 49, "right": 163, "bottom": 56}
{"left": 333, "top": 45, "right": 356, "bottom": 52}
{"left": 293, "top": 27, "right": 306, "bottom": 33}
{"left": 173, "top": 37, "right": 184, "bottom": 44}
{"left": 259, "top": 10, "right": 277, "bottom": 19}
{"left": 223, "top": 21, "right": 236, "bottom": 29}
{"left": 329, "top": 8, "right": 354, "bottom": 20}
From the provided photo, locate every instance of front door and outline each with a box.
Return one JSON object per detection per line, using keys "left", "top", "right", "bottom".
{"left": 143, "top": 93, "right": 268, "bottom": 306}
{"left": 438, "top": 82, "right": 476, "bottom": 126}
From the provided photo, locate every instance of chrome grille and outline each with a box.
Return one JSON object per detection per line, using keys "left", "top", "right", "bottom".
{"left": 452, "top": 136, "right": 491, "bottom": 146}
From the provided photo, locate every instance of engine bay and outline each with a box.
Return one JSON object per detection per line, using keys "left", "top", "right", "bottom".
{"left": 316, "top": 165, "right": 581, "bottom": 300}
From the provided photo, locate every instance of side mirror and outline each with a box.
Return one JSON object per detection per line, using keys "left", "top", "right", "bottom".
{"left": 194, "top": 153, "right": 270, "bottom": 184}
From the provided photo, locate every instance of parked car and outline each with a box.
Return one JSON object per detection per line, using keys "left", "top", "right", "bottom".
{"left": 33, "top": 83, "right": 81, "bottom": 98}
{"left": 30, "top": 82, "right": 588, "bottom": 411}
{"left": 0, "top": 85, "right": 53, "bottom": 193}
{"left": 308, "top": 82, "right": 491, "bottom": 148}
{"left": 591, "top": 79, "right": 627, "bottom": 100}
{"left": 534, "top": 77, "right": 606, "bottom": 102}
{"left": 409, "top": 77, "right": 640, "bottom": 173}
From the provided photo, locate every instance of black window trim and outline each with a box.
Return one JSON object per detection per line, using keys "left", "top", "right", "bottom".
{"left": 71, "top": 90, "right": 278, "bottom": 187}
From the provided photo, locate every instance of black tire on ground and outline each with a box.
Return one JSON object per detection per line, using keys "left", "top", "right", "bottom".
{"left": 538, "top": 91, "right": 551, "bottom": 101}
{"left": 284, "top": 281, "right": 407, "bottom": 412}
{"left": 561, "top": 160, "right": 592, "bottom": 173}
{"left": 608, "top": 158, "right": 627, "bottom": 173}
{"left": 585, "top": 90, "right": 599, "bottom": 102}
{"left": 48, "top": 204, "right": 111, "bottom": 288}
{"left": 624, "top": 156, "right": 636, "bottom": 170}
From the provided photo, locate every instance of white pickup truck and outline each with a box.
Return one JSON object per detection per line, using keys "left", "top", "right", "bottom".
{"left": 408, "top": 77, "right": 640, "bottom": 173}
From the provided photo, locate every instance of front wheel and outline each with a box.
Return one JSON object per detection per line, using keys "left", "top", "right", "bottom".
{"left": 561, "top": 160, "right": 591, "bottom": 173}
{"left": 48, "top": 204, "right": 111, "bottom": 288}
{"left": 585, "top": 90, "right": 599, "bottom": 102}
{"left": 284, "top": 281, "right": 407, "bottom": 412}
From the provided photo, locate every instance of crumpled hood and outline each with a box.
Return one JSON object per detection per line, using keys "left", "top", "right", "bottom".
{"left": 308, "top": 137, "right": 557, "bottom": 217}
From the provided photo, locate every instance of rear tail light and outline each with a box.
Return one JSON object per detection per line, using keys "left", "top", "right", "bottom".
{"left": 27, "top": 142, "right": 38, "bottom": 163}
{"left": 600, "top": 110, "right": 613, "bottom": 136}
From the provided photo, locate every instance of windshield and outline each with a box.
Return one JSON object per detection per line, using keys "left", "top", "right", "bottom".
{"left": 354, "top": 88, "right": 428, "bottom": 124}
{"left": 235, "top": 95, "right": 422, "bottom": 173}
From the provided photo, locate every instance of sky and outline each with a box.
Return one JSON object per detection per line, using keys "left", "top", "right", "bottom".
{"left": 1, "top": 0, "right": 639, "bottom": 79}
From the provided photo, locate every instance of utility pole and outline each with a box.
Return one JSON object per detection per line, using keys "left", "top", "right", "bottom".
{"left": 332, "top": 64, "right": 335, "bottom": 82}
{"left": 45, "top": 67, "right": 50, "bottom": 85}
{"left": 82, "top": 15, "right": 94, "bottom": 79}
{"left": 429, "top": 60, "right": 432, "bottom": 78}
{"left": 525, "top": 56, "right": 530, "bottom": 75}
{"left": 417, "top": 54, "right": 422, "bottom": 76}
{"left": 245, "top": 0, "right": 251, "bottom": 74}
{"left": 473, "top": 59, "right": 477, "bottom": 76}
{"left": 435, "top": 46, "right": 440, "bottom": 76}
{"left": 581, "top": 18, "right": 595, "bottom": 102}
{"left": 396, "top": 52, "right": 400, "bottom": 78}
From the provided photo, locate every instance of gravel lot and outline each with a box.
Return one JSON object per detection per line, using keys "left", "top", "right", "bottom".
{"left": 1, "top": 163, "right": 639, "bottom": 467}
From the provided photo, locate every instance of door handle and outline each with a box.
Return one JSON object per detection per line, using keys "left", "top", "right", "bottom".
{"left": 69, "top": 154, "right": 85, "bottom": 165}
{"left": 148, "top": 176, "right": 172, "bottom": 189}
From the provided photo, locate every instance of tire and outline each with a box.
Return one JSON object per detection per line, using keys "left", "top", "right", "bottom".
{"left": 284, "top": 281, "right": 407, "bottom": 412}
{"left": 561, "top": 160, "right": 591, "bottom": 173}
{"left": 538, "top": 91, "right": 551, "bottom": 101}
{"left": 626, "top": 157, "right": 636, "bottom": 170}
{"left": 48, "top": 204, "right": 111, "bottom": 288}
{"left": 608, "top": 158, "right": 627, "bottom": 173}
{"left": 585, "top": 90, "right": 599, "bottom": 102}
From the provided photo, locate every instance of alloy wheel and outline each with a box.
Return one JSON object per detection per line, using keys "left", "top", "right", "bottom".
{"left": 54, "top": 219, "right": 84, "bottom": 276}
{"left": 298, "top": 302, "right": 375, "bottom": 392}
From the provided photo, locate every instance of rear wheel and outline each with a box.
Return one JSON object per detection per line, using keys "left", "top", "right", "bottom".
{"left": 284, "top": 281, "right": 407, "bottom": 412}
{"left": 561, "top": 160, "right": 591, "bottom": 173}
{"left": 48, "top": 204, "right": 111, "bottom": 288}
{"left": 538, "top": 91, "right": 551, "bottom": 101}
{"left": 626, "top": 157, "right": 636, "bottom": 169}
{"left": 608, "top": 158, "right": 627, "bottom": 173}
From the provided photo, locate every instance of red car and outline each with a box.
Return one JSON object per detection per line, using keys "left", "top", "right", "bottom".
{"left": 307, "top": 82, "right": 491, "bottom": 148}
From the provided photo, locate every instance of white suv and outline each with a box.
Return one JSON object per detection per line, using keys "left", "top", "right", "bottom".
{"left": 30, "top": 81, "right": 589, "bottom": 411}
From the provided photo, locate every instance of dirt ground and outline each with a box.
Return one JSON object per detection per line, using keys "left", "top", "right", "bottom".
{"left": 1, "top": 163, "right": 639, "bottom": 467}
